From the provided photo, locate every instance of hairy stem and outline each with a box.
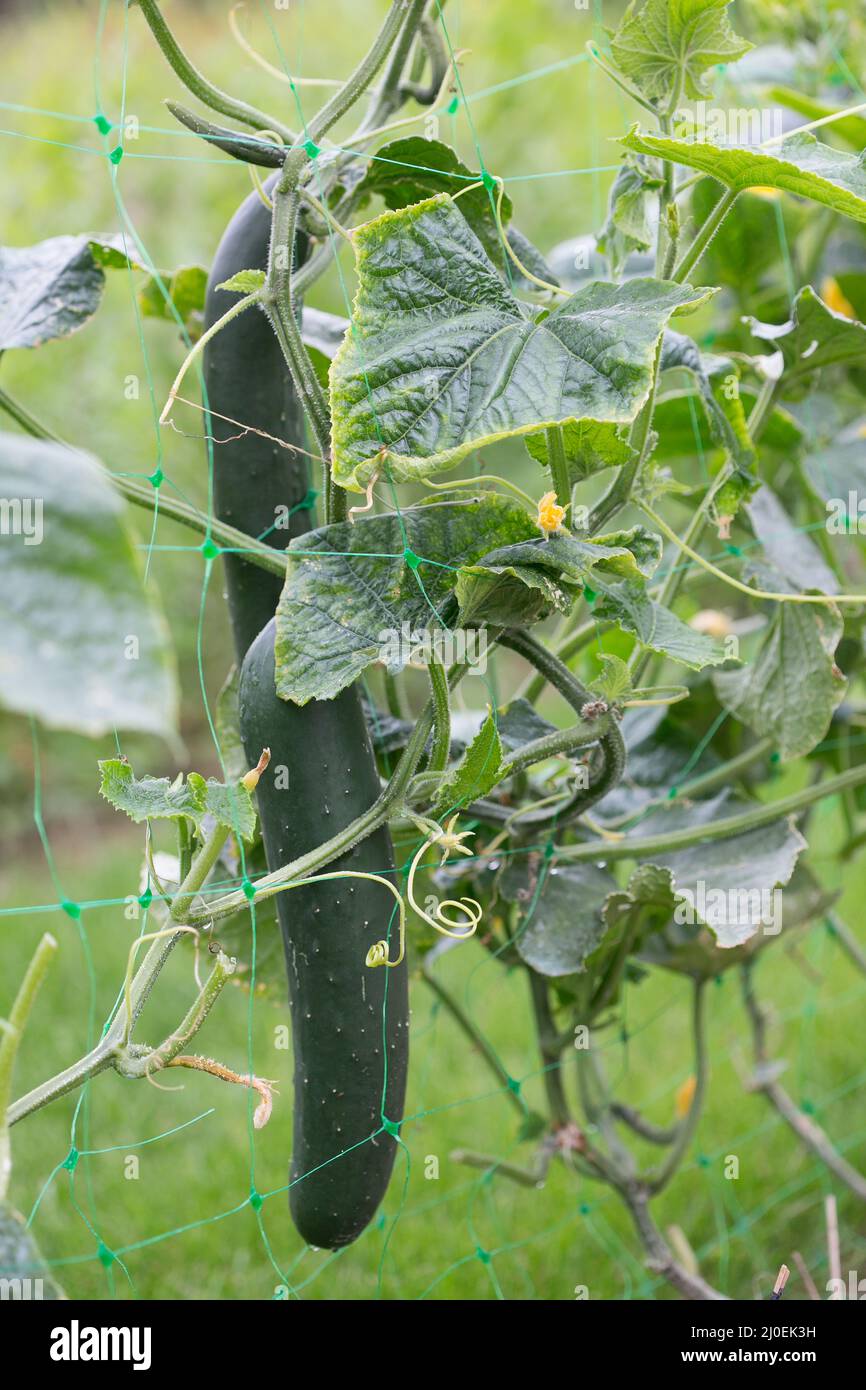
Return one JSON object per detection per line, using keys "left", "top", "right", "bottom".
{"left": 672, "top": 188, "right": 739, "bottom": 284}
{"left": 136, "top": 0, "right": 296, "bottom": 143}
{"left": 427, "top": 659, "right": 451, "bottom": 775}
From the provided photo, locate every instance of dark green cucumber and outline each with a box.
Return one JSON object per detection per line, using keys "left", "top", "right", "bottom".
{"left": 207, "top": 188, "right": 409, "bottom": 1249}
{"left": 204, "top": 180, "right": 309, "bottom": 658}
{"left": 239, "top": 623, "right": 408, "bottom": 1248}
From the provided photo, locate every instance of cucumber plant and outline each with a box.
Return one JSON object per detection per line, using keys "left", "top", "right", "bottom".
{"left": 3, "top": 0, "right": 866, "bottom": 1295}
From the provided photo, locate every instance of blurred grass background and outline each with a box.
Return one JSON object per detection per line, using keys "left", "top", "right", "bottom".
{"left": 1, "top": 0, "right": 865, "bottom": 1301}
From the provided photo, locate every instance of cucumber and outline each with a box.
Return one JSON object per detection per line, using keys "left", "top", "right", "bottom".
{"left": 204, "top": 181, "right": 310, "bottom": 658}
{"left": 207, "top": 187, "right": 409, "bottom": 1248}
{"left": 239, "top": 622, "right": 408, "bottom": 1249}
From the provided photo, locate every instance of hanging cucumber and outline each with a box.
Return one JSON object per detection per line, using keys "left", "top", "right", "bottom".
{"left": 207, "top": 188, "right": 409, "bottom": 1249}
{"left": 204, "top": 180, "right": 310, "bottom": 658}
{"left": 239, "top": 623, "right": 408, "bottom": 1248}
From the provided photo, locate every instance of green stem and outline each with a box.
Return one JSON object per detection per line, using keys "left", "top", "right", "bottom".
{"left": 264, "top": 185, "right": 333, "bottom": 490}
{"left": 136, "top": 0, "right": 296, "bottom": 143}
{"left": 499, "top": 715, "right": 613, "bottom": 779}
{"left": 0, "top": 934, "right": 58, "bottom": 1200}
{"left": 826, "top": 912, "right": 866, "bottom": 977}
{"left": 0, "top": 385, "right": 62, "bottom": 443}
{"left": 672, "top": 188, "right": 739, "bottom": 284}
{"left": 355, "top": 0, "right": 429, "bottom": 135}
{"left": 556, "top": 765, "right": 866, "bottom": 865}
{"left": 305, "top": 0, "right": 410, "bottom": 147}
{"left": 611, "top": 1102, "right": 678, "bottom": 1146}
{"left": 427, "top": 659, "right": 451, "bottom": 774}
{"left": 741, "top": 963, "right": 866, "bottom": 1201}
{"left": 171, "top": 823, "right": 232, "bottom": 924}
{"left": 545, "top": 425, "right": 571, "bottom": 514}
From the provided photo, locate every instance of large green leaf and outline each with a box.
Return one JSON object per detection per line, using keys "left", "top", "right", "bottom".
{"left": 274, "top": 497, "right": 536, "bottom": 704}
{"left": 609, "top": 0, "right": 751, "bottom": 103}
{"left": 713, "top": 565, "right": 846, "bottom": 759}
{"left": 433, "top": 709, "right": 503, "bottom": 814}
{"left": 455, "top": 560, "right": 573, "bottom": 627}
{"left": 592, "top": 575, "right": 728, "bottom": 669}
{"left": 99, "top": 759, "right": 256, "bottom": 842}
{"left": 330, "top": 194, "right": 711, "bottom": 490}
{"left": 355, "top": 137, "right": 514, "bottom": 266}
{"left": 0, "top": 235, "right": 109, "bottom": 349}
{"left": 499, "top": 860, "right": 617, "bottom": 977}
{"left": 745, "top": 285, "right": 866, "bottom": 395}
{"left": 0, "top": 434, "right": 178, "bottom": 738}
{"left": 621, "top": 129, "right": 866, "bottom": 223}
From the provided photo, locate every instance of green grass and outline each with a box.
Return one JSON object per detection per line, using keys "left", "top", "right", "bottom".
{"left": 2, "top": 0, "right": 866, "bottom": 1302}
{"left": 4, "top": 799, "right": 866, "bottom": 1301}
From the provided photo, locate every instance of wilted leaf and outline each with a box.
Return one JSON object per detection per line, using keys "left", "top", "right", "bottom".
{"left": 597, "top": 158, "right": 662, "bottom": 276}
{"left": 634, "top": 792, "right": 807, "bottom": 948}
{"left": 660, "top": 330, "right": 756, "bottom": 475}
{"left": 0, "top": 235, "right": 107, "bottom": 349}
{"left": 747, "top": 485, "right": 838, "bottom": 594}
{"left": 592, "top": 575, "right": 729, "bottom": 669}
{"left": 640, "top": 864, "right": 834, "bottom": 977}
